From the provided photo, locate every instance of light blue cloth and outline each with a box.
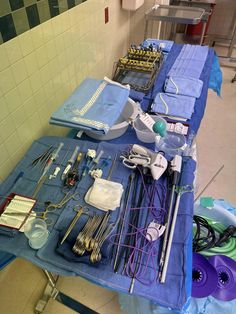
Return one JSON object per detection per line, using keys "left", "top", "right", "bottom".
{"left": 142, "top": 39, "right": 174, "bottom": 53}
{"left": 119, "top": 294, "right": 236, "bottom": 314}
{"left": 168, "top": 45, "right": 209, "bottom": 79}
{"left": 164, "top": 76, "right": 203, "bottom": 98}
{"left": 209, "top": 54, "right": 222, "bottom": 97}
{"left": 50, "top": 78, "right": 130, "bottom": 134}
{"left": 152, "top": 93, "right": 196, "bottom": 120}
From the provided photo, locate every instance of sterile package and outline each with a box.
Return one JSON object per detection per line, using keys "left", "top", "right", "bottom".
{"left": 49, "top": 77, "right": 130, "bottom": 134}
{"left": 85, "top": 178, "right": 124, "bottom": 211}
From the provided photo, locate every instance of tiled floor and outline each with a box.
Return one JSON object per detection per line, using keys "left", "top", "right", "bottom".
{"left": 0, "top": 63, "right": 235, "bottom": 314}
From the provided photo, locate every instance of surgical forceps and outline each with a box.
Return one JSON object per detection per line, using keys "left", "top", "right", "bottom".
{"left": 42, "top": 191, "right": 80, "bottom": 220}
{"left": 60, "top": 206, "right": 89, "bottom": 245}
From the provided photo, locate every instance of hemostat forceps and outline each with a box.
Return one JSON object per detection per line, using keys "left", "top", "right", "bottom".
{"left": 42, "top": 191, "right": 80, "bottom": 220}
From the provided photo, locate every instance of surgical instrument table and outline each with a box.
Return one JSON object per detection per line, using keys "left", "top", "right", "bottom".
{"left": 0, "top": 44, "right": 215, "bottom": 314}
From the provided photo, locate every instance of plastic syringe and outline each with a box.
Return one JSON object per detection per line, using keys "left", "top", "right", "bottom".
{"left": 61, "top": 146, "right": 80, "bottom": 181}
{"left": 38, "top": 142, "right": 64, "bottom": 183}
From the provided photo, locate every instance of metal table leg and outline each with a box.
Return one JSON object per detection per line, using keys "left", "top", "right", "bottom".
{"left": 232, "top": 73, "right": 236, "bottom": 83}
{"left": 200, "top": 21, "right": 207, "bottom": 45}
{"left": 144, "top": 20, "right": 149, "bottom": 39}
{"left": 35, "top": 270, "right": 99, "bottom": 314}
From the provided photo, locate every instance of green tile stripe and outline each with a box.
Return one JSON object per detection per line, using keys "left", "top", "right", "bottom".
{"left": 0, "top": 0, "right": 87, "bottom": 44}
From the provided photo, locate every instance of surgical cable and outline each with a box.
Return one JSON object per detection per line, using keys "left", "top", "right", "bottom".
{"left": 193, "top": 216, "right": 236, "bottom": 260}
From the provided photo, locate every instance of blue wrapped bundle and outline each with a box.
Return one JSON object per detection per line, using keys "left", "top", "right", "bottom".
{"left": 152, "top": 93, "right": 196, "bottom": 120}
{"left": 164, "top": 76, "right": 203, "bottom": 98}
{"left": 50, "top": 77, "right": 130, "bottom": 134}
{"left": 168, "top": 44, "right": 209, "bottom": 79}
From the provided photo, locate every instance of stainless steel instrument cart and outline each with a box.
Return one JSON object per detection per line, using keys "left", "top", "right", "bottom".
{"left": 144, "top": 5, "right": 206, "bottom": 45}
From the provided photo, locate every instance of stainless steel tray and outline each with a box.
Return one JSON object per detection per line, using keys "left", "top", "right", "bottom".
{"left": 145, "top": 5, "right": 205, "bottom": 25}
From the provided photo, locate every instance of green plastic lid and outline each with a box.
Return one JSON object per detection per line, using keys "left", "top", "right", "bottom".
{"left": 200, "top": 197, "right": 214, "bottom": 208}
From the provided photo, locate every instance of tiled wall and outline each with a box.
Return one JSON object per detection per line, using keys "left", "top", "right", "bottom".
{"left": 0, "top": 0, "right": 130, "bottom": 182}
{"left": 0, "top": 0, "right": 87, "bottom": 44}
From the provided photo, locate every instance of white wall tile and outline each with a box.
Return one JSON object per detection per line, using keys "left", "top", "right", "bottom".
{"left": 16, "top": 120, "right": 34, "bottom": 146}
{"left": 4, "top": 87, "right": 22, "bottom": 113}
{"left": 0, "top": 158, "right": 13, "bottom": 180}
{"left": 11, "top": 59, "right": 28, "bottom": 85}
{"left": 29, "top": 72, "right": 42, "bottom": 94}
{"left": 0, "top": 97, "right": 10, "bottom": 122}
{"left": 0, "top": 143, "right": 9, "bottom": 165}
{"left": 4, "top": 131, "right": 22, "bottom": 156}
{"left": 35, "top": 45, "right": 49, "bottom": 69}
{"left": 0, "top": 45, "right": 10, "bottom": 71}
{"left": 18, "top": 31, "right": 34, "bottom": 57}
{"left": 17, "top": 79, "right": 33, "bottom": 103}
{"left": 0, "top": 67, "right": 16, "bottom": 95}
{"left": 4, "top": 37, "right": 23, "bottom": 65}
{"left": 0, "top": 115, "right": 16, "bottom": 138}
{"left": 31, "top": 26, "right": 45, "bottom": 50}
{"left": 23, "top": 96, "right": 37, "bottom": 119}
{"left": 33, "top": 87, "right": 47, "bottom": 110}
{"left": 11, "top": 105, "right": 28, "bottom": 129}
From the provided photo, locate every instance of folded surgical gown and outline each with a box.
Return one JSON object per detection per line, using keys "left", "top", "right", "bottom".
{"left": 162, "top": 45, "right": 208, "bottom": 98}
{"left": 168, "top": 44, "right": 208, "bottom": 79}
{"left": 152, "top": 93, "right": 196, "bottom": 120}
{"left": 50, "top": 77, "right": 130, "bottom": 134}
{"left": 164, "top": 76, "right": 203, "bottom": 98}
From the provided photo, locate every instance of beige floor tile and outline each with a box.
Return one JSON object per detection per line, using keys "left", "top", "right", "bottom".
{"left": 97, "top": 295, "right": 125, "bottom": 314}
{"left": 43, "top": 299, "right": 77, "bottom": 314}
{"left": 0, "top": 258, "right": 46, "bottom": 314}
{"left": 196, "top": 66, "right": 236, "bottom": 204}
{"left": 56, "top": 276, "right": 117, "bottom": 311}
{"left": 21, "top": 277, "right": 48, "bottom": 314}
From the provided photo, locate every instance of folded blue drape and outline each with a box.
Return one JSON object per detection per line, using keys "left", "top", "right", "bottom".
{"left": 164, "top": 76, "right": 203, "bottom": 98}
{"left": 168, "top": 45, "right": 209, "bottom": 79}
{"left": 152, "top": 93, "right": 196, "bottom": 120}
{"left": 50, "top": 77, "right": 130, "bottom": 134}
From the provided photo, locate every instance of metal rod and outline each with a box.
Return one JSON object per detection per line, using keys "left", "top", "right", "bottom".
{"left": 32, "top": 174, "right": 47, "bottom": 198}
{"left": 194, "top": 165, "right": 224, "bottom": 202}
{"left": 113, "top": 172, "right": 135, "bottom": 273}
{"left": 159, "top": 190, "right": 182, "bottom": 283}
{"left": 107, "top": 153, "right": 117, "bottom": 181}
{"left": 158, "top": 184, "right": 176, "bottom": 279}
